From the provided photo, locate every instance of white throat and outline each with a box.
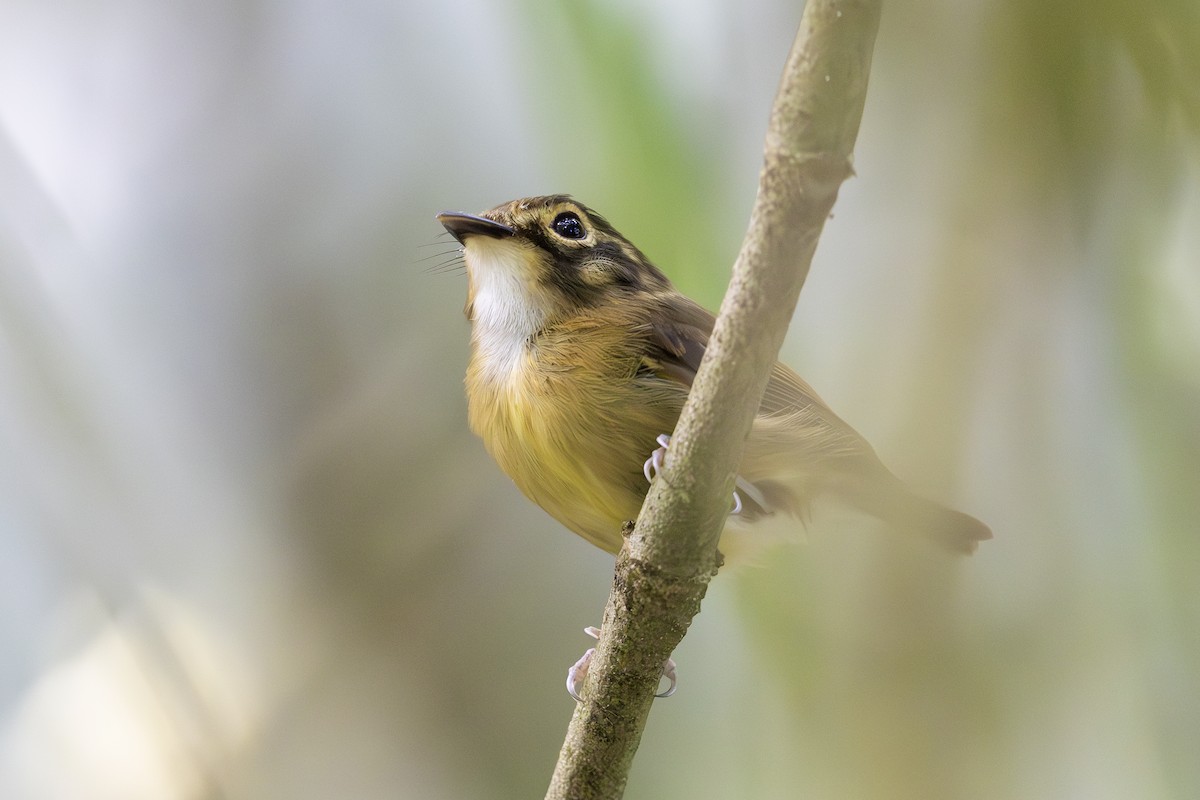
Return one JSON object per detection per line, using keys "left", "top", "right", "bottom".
{"left": 466, "top": 238, "right": 547, "bottom": 382}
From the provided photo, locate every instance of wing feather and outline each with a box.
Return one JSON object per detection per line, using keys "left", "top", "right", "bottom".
{"left": 640, "top": 294, "right": 859, "bottom": 435}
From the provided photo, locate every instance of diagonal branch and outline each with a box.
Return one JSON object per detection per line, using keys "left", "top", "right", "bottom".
{"left": 545, "top": 2, "right": 883, "bottom": 798}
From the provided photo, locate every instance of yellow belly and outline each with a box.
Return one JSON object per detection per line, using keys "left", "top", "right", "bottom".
{"left": 464, "top": 322, "right": 824, "bottom": 560}
{"left": 466, "top": 331, "right": 682, "bottom": 553}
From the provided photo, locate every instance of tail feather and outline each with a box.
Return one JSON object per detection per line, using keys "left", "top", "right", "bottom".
{"left": 844, "top": 473, "right": 992, "bottom": 555}
{"left": 899, "top": 495, "right": 992, "bottom": 554}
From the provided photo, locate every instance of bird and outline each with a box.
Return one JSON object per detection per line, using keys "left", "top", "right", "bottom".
{"left": 437, "top": 195, "right": 991, "bottom": 564}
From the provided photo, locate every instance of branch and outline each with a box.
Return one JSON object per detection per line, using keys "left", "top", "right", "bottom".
{"left": 545, "top": 3, "right": 882, "bottom": 798}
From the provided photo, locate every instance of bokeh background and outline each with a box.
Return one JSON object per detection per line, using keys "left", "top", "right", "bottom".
{"left": 2, "top": 0, "right": 1198, "bottom": 798}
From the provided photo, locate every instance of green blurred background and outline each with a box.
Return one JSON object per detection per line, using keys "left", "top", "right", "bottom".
{"left": 1, "top": 1, "right": 1197, "bottom": 798}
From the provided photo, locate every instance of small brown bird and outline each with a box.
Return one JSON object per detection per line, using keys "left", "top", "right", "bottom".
{"left": 438, "top": 195, "right": 990, "bottom": 562}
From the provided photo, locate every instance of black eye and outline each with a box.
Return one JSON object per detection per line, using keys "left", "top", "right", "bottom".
{"left": 552, "top": 212, "right": 586, "bottom": 240}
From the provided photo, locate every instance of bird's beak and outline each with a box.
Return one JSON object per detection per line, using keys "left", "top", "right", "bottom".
{"left": 437, "top": 212, "right": 516, "bottom": 245}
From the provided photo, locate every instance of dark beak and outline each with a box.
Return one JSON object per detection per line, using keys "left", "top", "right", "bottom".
{"left": 437, "top": 212, "right": 516, "bottom": 245}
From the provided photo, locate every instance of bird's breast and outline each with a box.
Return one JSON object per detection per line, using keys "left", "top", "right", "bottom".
{"left": 465, "top": 319, "right": 676, "bottom": 551}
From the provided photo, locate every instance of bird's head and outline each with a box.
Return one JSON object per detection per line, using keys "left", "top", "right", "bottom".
{"left": 437, "top": 195, "right": 671, "bottom": 332}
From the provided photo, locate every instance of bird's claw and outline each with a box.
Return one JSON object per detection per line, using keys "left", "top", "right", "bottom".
{"left": 642, "top": 434, "right": 672, "bottom": 483}
{"left": 644, "top": 433, "right": 746, "bottom": 516}
{"left": 566, "top": 626, "right": 602, "bottom": 701}
{"left": 657, "top": 657, "right": 678, "bottom": 698}
{"left": 566, "top": 626, "right": 678, "bottom": 701}
{"left": 566, "top": 648, "right": 596, "bottom": 702}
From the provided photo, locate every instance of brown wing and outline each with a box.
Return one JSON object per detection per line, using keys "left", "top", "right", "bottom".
{"left": 638, "top": 293, "right": 880, "bottom": 520}
{"left": 641, "top": 293, "right": 855, "bottom": 430}
{"left": 640, "top": 294, "right": 989, "bottom": 554}
{"left": 640, "top": 294, "right": 711, "bottom": 387}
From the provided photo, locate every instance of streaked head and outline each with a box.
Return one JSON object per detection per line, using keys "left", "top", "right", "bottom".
{"left": 437, "top": 196, "right": 671, "bottom": 331}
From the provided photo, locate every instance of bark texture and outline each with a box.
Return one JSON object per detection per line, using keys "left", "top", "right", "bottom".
{"left": 546, "top": 3, "right": 883, "bottom": 797}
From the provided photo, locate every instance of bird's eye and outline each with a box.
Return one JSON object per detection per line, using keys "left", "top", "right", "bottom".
{"left": 552, "top": 212, "right": 586, "bottom": 240}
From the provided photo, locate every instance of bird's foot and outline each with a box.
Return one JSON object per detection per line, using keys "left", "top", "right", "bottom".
{"left": 642, "top": 434, "right": 673, "bottom": 483}
{"left": 566, "top": 626, "right": 678, "bottom": 701}
{"left": 643, "top": 433, "right": 746, "bottom": 515}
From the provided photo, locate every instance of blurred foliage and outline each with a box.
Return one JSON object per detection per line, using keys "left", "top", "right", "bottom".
{"left": 993, "top": 0, "right": 1200, "bottom": 212}
{"left": 515, "top": 0, "right": 741, "bottom": 307}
